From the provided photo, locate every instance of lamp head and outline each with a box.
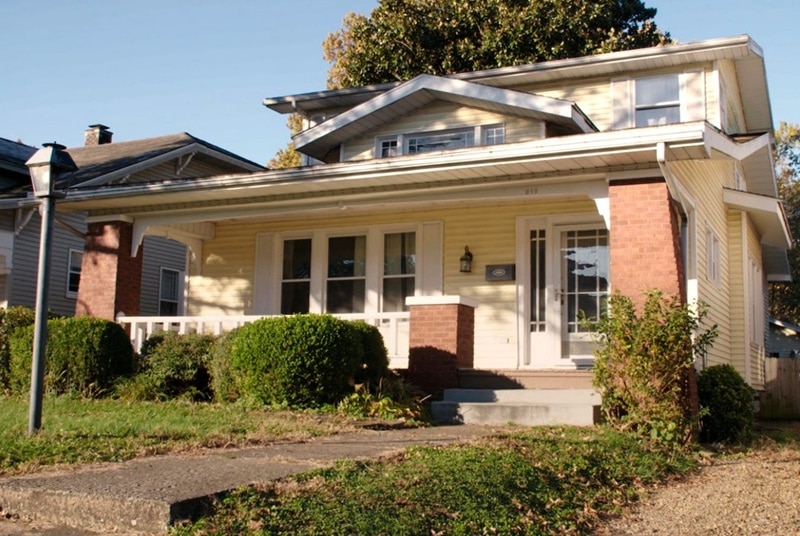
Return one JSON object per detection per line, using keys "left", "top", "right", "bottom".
{"left": 25, "top": 143, "right": 77, "bottom": 197}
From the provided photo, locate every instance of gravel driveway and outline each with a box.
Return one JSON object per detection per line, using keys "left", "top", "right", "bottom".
{"left": 596, "top": 437, "right": 800, "bottom": 535}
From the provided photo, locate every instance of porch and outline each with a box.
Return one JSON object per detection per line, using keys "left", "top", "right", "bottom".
{"left": 118, "top": 311, "right": 411, "bottom": 369}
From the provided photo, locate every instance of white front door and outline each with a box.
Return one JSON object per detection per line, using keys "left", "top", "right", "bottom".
{"left": 523, "top": 220, "right": 609, "bottom": 369}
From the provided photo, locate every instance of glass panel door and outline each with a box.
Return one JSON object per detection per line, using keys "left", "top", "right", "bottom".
{"left": 558, "top": 227, "right": 609, "bottom": 363}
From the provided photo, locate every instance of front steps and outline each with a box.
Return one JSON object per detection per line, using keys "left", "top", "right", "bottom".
{"left": 431, "top": 388, "right": 601, "bottom": 426}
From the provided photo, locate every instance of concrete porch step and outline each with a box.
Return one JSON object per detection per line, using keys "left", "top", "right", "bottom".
{"left": 431, "top": 388, "right": 601, "bottom": 426}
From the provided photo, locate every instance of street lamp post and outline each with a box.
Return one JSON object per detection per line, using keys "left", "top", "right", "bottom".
{"left": 25, "top": 143, "right": 76, "bottom": 436}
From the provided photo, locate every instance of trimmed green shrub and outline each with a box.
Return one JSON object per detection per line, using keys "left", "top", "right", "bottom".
{"left": 350, "top": 321, "right": 390, "bottom": 387}
{"left": 593, "top": 290, "right": 718, "bottom": 446}
{"left": 697, "top": 364, "right": 755, "bottom": 444}
{"left": 9, "top": 316, "right": 134, "bottom": 398}
{"left": 228, "top": 314, "right": 363, "bottom": 408}
{"left": 0, "top": 306, "right": 61, "bottom": 392}
{"left": 210, "top": 328, "right": 241, "bottom": 404}
{"left": 130, "top": 331, "right": 216, "bottom": 401}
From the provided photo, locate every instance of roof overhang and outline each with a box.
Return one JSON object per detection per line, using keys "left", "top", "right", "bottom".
{"left": 294, "top": 74, "right": 596, "bottom": 162}
{"left": 723, "top": 188, "right": 792, "bottom": 250}
{"left": 704, "top": 130, "right": 776, "bottom": 197}
{"left": 56, "top": 122, "right": 715, "bottom": 219}
{"left": 265, "top": 35, "right": 771, "bottom": 135}
{"left": 62, "top": 143, "right": 264, "bottom": 189}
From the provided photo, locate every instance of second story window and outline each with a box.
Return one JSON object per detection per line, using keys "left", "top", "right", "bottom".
{"left": 407, "top": 129, "right": 475, "bottom": 154}
{"left": 376, "top": 124, "right": 505, "bottom": 158}
{"left": 635, "top": 75, "right": 680, "bottom": 127}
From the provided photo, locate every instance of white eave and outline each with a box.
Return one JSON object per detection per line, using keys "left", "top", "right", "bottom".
{"left": 265, "top": 35, "right": 771, "bottom": 135}
{"left": 59, "top": 122, "right": 712, "bottom": 215}
{"left": 294, "top": 74, "right": 596, "bottom": 162}
{"left": 723, "top": 188, "right": 792, "bottom": 250}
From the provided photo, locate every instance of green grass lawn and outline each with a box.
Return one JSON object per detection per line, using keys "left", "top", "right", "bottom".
{"left": 0, "top": 396, "right": 361, "bottom": 475}
{"left": 173, "top": 426, "right": 697, "bottom": 536}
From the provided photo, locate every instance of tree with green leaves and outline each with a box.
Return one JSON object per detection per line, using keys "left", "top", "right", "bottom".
{"left": 769, "top": 121, "right": 800, "bottom": 323}
{"left": 268, "top": 114, "right": 303, "bottom": 169}
{"left": 323, "top": 0, "right": 671, "bottom": 89}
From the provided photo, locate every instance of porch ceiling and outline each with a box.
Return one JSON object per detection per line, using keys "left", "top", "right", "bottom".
{"left": 58, "top": 123, "right": 714, "bottom": 221}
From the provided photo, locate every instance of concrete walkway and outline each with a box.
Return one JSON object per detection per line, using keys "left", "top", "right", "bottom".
{"left": 0, "top": 424, "right": 504, "bottom": 535}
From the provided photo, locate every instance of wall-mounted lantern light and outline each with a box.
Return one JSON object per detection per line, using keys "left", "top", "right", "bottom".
{"left": 25, "top": 143, "right": 76, "bottom": 436}
{"left": 459, "top": 245, "right": 473, "bottom": 273}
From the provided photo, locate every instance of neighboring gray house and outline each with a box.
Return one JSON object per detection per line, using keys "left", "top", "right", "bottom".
{"left": 0, "top": 126, "right": 264, "bottom": 317}
{"left": 767, "top": 318, "right": 800, "bottom": 358}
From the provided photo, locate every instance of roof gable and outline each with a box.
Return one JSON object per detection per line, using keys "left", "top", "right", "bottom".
{"left": 294, "top": 74, "right": 596, "bottom": 162}
{"left": 60, "top": 133, "right": 264, "bottom": 188}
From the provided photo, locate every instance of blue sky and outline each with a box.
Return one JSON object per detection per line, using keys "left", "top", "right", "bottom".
{"left": 1, "top": 1, "right": 798, "bottom": 165}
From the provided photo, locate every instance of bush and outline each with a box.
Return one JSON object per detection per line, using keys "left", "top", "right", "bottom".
{"left": 350, "top": 321, "right": 390, "bottom": 387}
{"left": 228, "top": 314, "right": 363, "bottom": 408}
{"left": 210, "top": 328, "right": 241, "bottom": 404}
{"left": 9, "top": 316, "right": 134, "bottom": 398}
{"left": 592, "top": 290, "right": 718, "bottom": 446}
{"left": 697, "top": 364, "right": 755, "bottom": 444}
{"left": 125, "top": 331, "right": 216, "bottom": 401}
{"left": 337, "top": 372, "right": 429, "bottom": 422}
{"left": 0, "top": 306, "right": 61, "bottom": 392}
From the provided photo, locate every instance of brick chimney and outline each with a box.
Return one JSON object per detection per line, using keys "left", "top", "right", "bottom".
{"left": 84, "top": 124, "right": 113, "bottom": 146}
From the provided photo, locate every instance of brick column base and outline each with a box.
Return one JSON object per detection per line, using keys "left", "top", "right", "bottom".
{"left": 76, "top": 220, "right": 142, "bottom": 320}
{"left": 406, "top": 296, "right": 477, "bottom": 397}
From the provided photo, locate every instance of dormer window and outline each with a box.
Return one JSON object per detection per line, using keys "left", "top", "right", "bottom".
{"left": 407, "top": 129, "right": 475, "bottom": 154}
{"left": 634, "top": 75, "right": 680, "bottom": 127}
{"left": 376, "top": 124, "right": 505, "bottom": 158}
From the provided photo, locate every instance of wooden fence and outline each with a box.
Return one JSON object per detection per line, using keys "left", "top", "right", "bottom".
{"left": 760, "top": 358, "right": 800, "bottom": 420}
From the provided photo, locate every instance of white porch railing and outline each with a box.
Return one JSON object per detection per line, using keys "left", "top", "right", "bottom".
{"left": 117, "top": 312, "right": 410, "bottom": 369}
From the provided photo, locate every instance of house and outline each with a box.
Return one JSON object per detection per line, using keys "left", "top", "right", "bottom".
{"left": 50, "top": 36, "right": 789, "bottom": 396}
{"left": 767, "top": 318, "right": 800, "bottom": 358}
{"left": 0, "top": 126, "right": 265, "bottom": 317}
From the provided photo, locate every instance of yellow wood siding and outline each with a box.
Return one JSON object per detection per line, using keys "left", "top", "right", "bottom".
{"left": 188, "top": 198, "right": 596, "bottom": 368}
{"left": 342, "top": 102, "right": 544, "bottom": 161}
{"left": 728, "top": 210, "right": 745, "bottom": 374}
{"left": 521, "top": 79, "right": 613, "bottom": 131}
{"left": 672, "top": 159, "right": 734, "bottom": 368}
{"left": 718, "top": 59, "right": 746, "bottom": 134}
{"left": 746, "top": 216, "right": 766, "bottom": 389}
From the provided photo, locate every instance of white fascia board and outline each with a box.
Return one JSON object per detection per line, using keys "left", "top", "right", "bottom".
{"left": 61, "top": 123, "right": 710, "bottom": 209}
{"left": 294, "top": 74, "right": 593, "bottom": 152}
{"left": 267, "top": 36, "right": 757, "bottom": 116}
{"left": 723, "top": 188, "right": 792, "bottom": 249}
{"left": 703, "top": 129, "right": 771, "bottom": 161}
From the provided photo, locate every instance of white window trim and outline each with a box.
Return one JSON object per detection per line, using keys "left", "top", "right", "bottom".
{"left": 274, "top": 223, "right": 423, "bottom": 315}
{"left": 634, "top": 74, "right": 680, "bottom": 128}
{"left": 706, "top": 228, "right": 721, "bottom": 286}
{"left": 613, "top": 70, "right": 705, "bottom": 130}
{"left": 375, "top": 124, "right": 505, "bottom": 158}
{"left": 158, "top": 267, "right": 184, "bottom": 316}
{"left": 66, "top": 248, "right": 83, "bottom": 298}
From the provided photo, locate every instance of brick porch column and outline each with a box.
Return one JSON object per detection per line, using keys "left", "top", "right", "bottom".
{"left": 76, "top": 220, "right": 142, "bottom": 320}
{"left": 406, "top": 296, "right": 477, "bottom": 396}
{"left": 609, "top": 178, "right": 685, "bottom": 307}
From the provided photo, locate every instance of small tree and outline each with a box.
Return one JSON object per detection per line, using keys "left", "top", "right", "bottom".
{"left": 592, "top": 290, "right": 717, "bottom": 445}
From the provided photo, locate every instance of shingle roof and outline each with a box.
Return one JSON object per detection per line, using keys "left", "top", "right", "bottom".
{"left": 0, "top": 137, "right": 37, "bottom": 172}
{"left": 60, "top": 132, "right": 263, "bottom": 187}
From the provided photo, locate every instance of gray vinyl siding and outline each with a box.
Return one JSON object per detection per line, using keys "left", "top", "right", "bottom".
{"left": 140, "top": 236, "right": 187, "bottom": 316}
{"left": 0, "top": 212, "right": 13, "bottom": 232}
{"left": 9, "top": 211, "right": 86, "bottom": 317}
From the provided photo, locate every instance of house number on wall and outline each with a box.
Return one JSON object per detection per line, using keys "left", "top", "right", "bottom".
{"left": 524, "top": 187, "right": 539, "bottom": 195}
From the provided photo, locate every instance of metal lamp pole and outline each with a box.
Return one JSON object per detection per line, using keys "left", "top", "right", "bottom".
{"left": 25, "top": 143, "right": 75, "bottom": 436}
